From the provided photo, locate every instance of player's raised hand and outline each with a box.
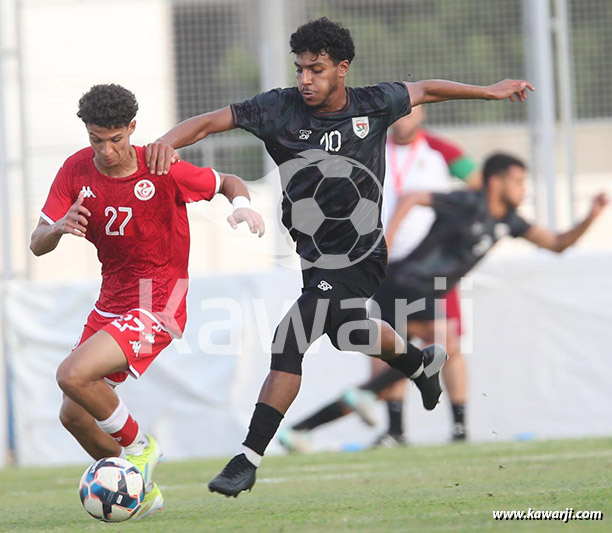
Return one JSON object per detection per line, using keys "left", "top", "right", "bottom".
{"left": 227, "top": 208, "right": 266, "bottom": 237}
{"left": 589, "top": 192, "right": 610, "bottom": 218}
{"left": 59, "top": 192, "right": 91, "bottom": 237}
{"left": 487, "top": 79, "right": 535, "bottom": 102}
{"left": 145, "top": 141, "right": 180, "bottom": 176}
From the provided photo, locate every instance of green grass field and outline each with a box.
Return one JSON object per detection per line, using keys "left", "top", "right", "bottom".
{"left": 1, "top": 437, "right": 610, "bottom": 532}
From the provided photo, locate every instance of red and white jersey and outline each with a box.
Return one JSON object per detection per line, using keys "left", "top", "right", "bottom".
{"left": 383, "top": 131, "right": 452, "bottom": 261}
{"left": 40, "top": 146, "right": 220, "bottom": 336}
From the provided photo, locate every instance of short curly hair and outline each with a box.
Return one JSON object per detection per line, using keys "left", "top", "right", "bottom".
{"left": 290, "top": 17, "right": 355, "bottom": 64}
{"left": 77, "top": 84, "right": 138, "bottom": 128}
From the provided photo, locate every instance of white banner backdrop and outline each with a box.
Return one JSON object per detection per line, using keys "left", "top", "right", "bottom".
{"left": 0, "top": 283, "right": 8, "bottom": 467}
{"left": 4, "top": 250, "right": 612, "bottom": 467}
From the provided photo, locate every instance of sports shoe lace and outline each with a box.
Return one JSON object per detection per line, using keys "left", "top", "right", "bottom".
{"left": 220, "top": 455, "right": 253, "bottom": 478}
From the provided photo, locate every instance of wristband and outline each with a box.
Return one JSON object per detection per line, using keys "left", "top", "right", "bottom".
{"left": 232, "top": 196, "right": 251, "bottom": 210}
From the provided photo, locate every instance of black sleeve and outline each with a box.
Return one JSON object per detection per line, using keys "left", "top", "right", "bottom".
{"left": 508, "top": 212, "right": 532, "bottom": 237}
{"left": 431, "top": 190, "right": 480, "bottom": 218}
{"left": 230, "top": 89, "right": 285, "bottom": 139}
{"left": 378, "top": 82, "right": 412, "bottom": 126}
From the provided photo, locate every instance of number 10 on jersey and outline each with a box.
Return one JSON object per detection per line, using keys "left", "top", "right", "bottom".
{"left": 320, "top": 130, "right": 342, "bottom": 152}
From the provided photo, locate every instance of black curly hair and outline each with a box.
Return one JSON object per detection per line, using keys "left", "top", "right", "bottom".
{"left": 290, "top": 17, "right": 355, "bottom": 64}
{"left": 77, "top": 84, "right": 138, "bottom": 128}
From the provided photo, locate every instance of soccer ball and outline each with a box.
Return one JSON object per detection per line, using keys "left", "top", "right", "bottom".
{"left": 279, "top": 150, "right": 383, "bottom": 269}
{"left": 78, "top": 457, "right": 145, "bottom": 522}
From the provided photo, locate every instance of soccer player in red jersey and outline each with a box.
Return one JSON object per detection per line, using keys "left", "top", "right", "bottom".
{"left": 29, "top": 84, "right": 265, "bottom": 518}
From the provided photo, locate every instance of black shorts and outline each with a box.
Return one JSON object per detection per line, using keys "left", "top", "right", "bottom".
{"left": 372, "top": 276, "right": 448, "bottom": 329}
{"left": 301, "top": 256, "right": 386, "bottom": 342}
{"left": 270, "top": 257, "right": 387, "bottom": 373}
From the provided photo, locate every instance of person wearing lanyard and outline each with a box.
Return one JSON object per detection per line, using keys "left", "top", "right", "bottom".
{"left": 278, "top": 150, "right": 607, "bottom": 454}
{"left": 371, "top": 106, "right": 480, "bottom": 445}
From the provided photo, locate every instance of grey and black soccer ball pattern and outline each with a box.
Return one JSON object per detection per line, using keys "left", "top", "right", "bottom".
{"left": 279, "top": 150, "right": 383, "bottom": 269}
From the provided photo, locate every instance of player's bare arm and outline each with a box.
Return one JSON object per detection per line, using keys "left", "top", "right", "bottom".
{"left": 146, "top": 106, "right": 235, "bottom": 176}
{"left": 30, "top": 192, "right": 91, "bottom": 256}
{"left": 385, "top": 191, "right": 433, "bottom": 249}
{"left": 406, "top": 79, "right": 535, "bottom": 107}
{"left": 218, "top": 172, "right": 265, "bottom": 238}
{"left": 523, "top": 192, "right": 609, "bottom": 253}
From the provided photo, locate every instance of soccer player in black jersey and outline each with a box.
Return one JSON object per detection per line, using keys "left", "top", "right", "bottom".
{"left": 275, "top": 153, "right": 609, "bottom": 450}
{"left": 146, "top": 18, "right": 534, "bottom": 497}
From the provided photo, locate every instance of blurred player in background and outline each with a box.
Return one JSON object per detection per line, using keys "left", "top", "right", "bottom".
{"left": 276, "top": 152, "right": 608, "bottom": 452}
{"left": 29, "top": 84, "right": 264, "bottom": 517}
{"left": 279, "top": 107, "right": 480, "bottom": 452}
{"left": 146, "top": 17, "right": 534, "bottom": 497}
{"left": 376, "top": 106, "right": 480, "bottom": 444}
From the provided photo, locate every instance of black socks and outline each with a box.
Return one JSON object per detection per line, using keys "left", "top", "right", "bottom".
{"left": 293, "top": 400, "right": 347, "bottom": 431}
{"left": 386, "top": 400, "right": 404, "bottom": 436}
{"left": 452, "top": 403, "right": 465, "bottom": 425}
{"left": 386, "top": 342, "right": 423, "bottom": 377}
{"left": 243, "top": 402, "right": 284, "bottom": 456}
{"left": 360, "top": 367, "right": 405, "bottom": 394}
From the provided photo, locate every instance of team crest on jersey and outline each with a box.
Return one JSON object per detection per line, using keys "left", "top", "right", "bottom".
{"left": 134, "top": 179, "right": 155, "bottom": 201}
{"left": 352, "top": 117, "right": 369, "bottom": 139}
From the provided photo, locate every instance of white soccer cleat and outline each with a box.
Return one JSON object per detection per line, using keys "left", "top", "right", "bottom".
{"left": 342, "top": 388, "right": 378, "bottom": 426}
{"left": 278, "top": 428, "right": 314, "bottom": 454}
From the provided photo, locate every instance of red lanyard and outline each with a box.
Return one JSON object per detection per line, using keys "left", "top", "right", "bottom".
{"left": 389, "top": 130, "right": 425, "bottom": 194}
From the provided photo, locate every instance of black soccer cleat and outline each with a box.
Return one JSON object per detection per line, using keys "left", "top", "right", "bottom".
{"left": 451, "top": 422, "right": 467, "bottom": 442}
{"left": 413, "top": 344, "right": 449, "bottom": 411}
{"left": 208, "top": 454, "right": 257, "bottom": 497}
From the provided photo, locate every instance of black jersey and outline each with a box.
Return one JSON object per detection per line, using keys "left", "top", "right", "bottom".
{"left": 390, "top": 190, "right": 531, "bottom": 293}
{"left": 231, "top": 83, "right": 411, "bottom": 266}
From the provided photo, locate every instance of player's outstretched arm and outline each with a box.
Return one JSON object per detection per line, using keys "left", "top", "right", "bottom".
{"left": 218, "top": 173, "right": 265, "bottom": 238}
{"left": 30, "top": 192, "right": 91, "bottom": 256}
{"left": 385, "top": 192, "right": 432, "bottom": 249}
{"left": 406, "top": 79, "right": 534, "bottom": 107}
{"left": 146, "top": 107, "right": 235, "bottom": 176}
{"left": 523, "top": 192, "right": 609, "bottom": 253}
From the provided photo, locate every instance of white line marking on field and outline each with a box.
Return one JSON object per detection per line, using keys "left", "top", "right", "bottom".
{"left": 258, "top": 478, "right": 287, "bottom": 484}
{"left": 260, "top": 472, "right": 360, "bottom": 484}
{"left": 284, "top": 463, "right": 371, "bottom": 473}
{"left": 497, "top": 449, "right": 612, "bottom": 463}
{"left": 155, "top": 472, "right": 363, "bottom": 491}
